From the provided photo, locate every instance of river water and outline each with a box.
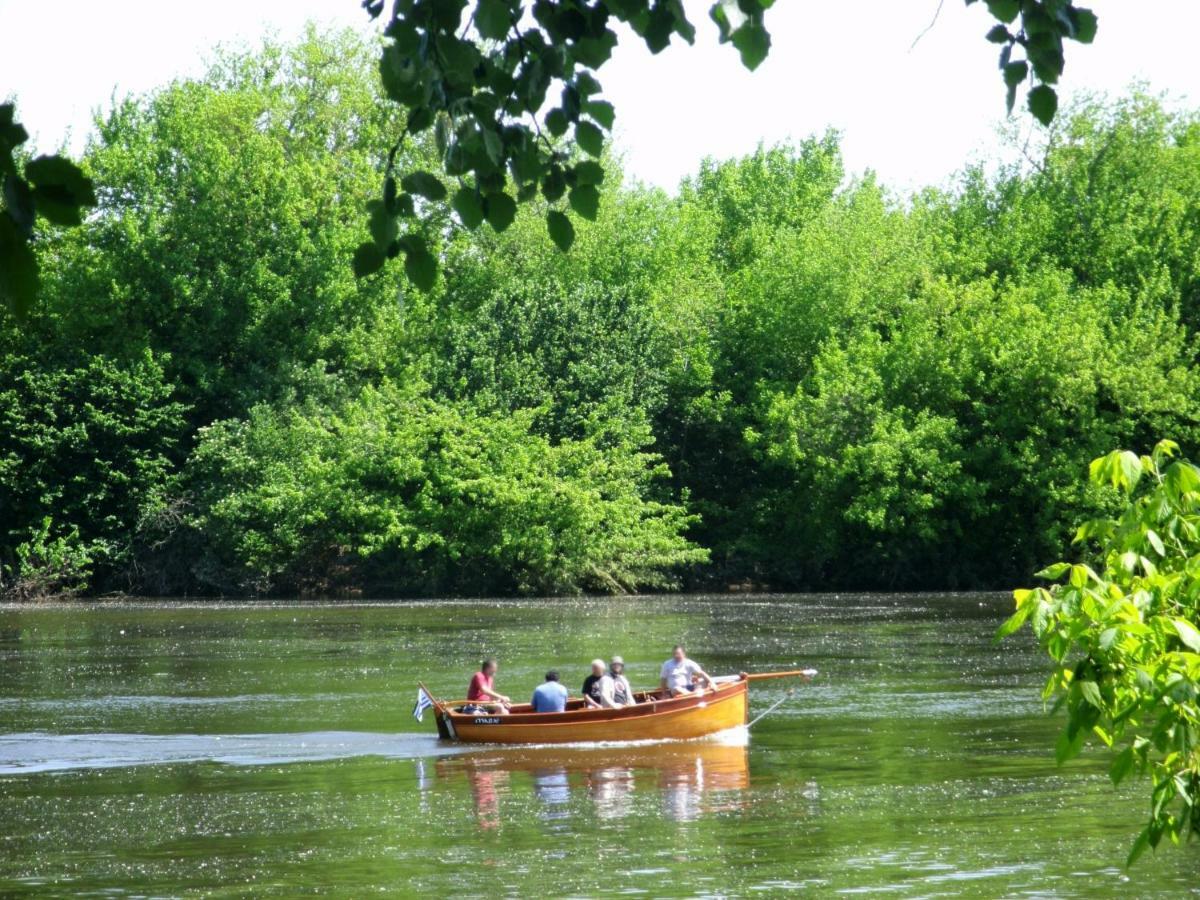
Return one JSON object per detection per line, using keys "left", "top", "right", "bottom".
{"left": 0, "top": 594, "right": 1195, "bottom": 896}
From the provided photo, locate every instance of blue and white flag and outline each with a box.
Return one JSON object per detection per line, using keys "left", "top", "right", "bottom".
{"left": 413, "top": 687, "right": 434, "bottom": 722}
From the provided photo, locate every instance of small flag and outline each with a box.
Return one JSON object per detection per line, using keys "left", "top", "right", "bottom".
{"left": 413, "top": 687, "right": 434, "bottom": 722}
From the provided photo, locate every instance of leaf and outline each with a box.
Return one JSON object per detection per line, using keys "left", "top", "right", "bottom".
{"left": 404, "top": 245, "right": 438, "bottom": 291}
{"left": 367, "top": 200, "right": 397, "bottom": 246}
{"left": 584, "top": 100, "right": 615, "bottom": 130}
{"left": 1035, "top": 562, "right": 1070, "bottom": 580}
{"left": 1002, "top": 60, "right": 1028, "bottom": 88}
{"left": 0, "top": 213, "right": 39, "bottom": 317}
{"left": 475, "top": 0, "right": 513, "bottom": 40}
{"left": 1078, "top": 680, "right": 1102, "bottom": 709}
{"left": 352, "top": 241, "right": 386, "bottom": 277}
{"left": 575, "top": 121, "right": 604, "bottom": 157}
{"left": 1109, "top": 746, "right": 1135, "bottom": 786}
{"left": 546, "top": 210, "right": 574, "bottom": 252}
{"left": 484, "top": 191, "right": 517, "bottom": 231}
{"left": 573, "top": 161, "right": 605, "bottom": 185}
{"left": 401, "top": 171, "right": 448, "bottom": 201}
{"left": 545, "top": 108, "right": 569, "bottom": 137}
{"left": 1172, "top": 618, "right": 1200, "bottom": 652}
{"left": 1126, "top": 825, "right": 1151, "bottom": 868}
{"left": 995, "top": 602, "right": 1032, "bottom": 640}
{"left": 452, "top": 187, "right": 484, "bottom": 229}
{"left": 1146, "top": 529, "right": 1165, "bottom": 557}
{"left": 568, "top": 184, "right": 600, "bottom": 221}
{"left": 1027, "top": 84, "right": 1058, "bottom": 125}
{"left": 985, "top": 24, "right": 1011, "bottom": 44}
{"left": 985, "top": 0, "right": 1020, "bottom": 23}
{"left": 730, "top": 20, "right": 770, "bottom": 70}
{"left": 24, "top": 155, "right": 96, "bottom": 206}
{"left": 1070, "top": 8, "right": 1098, "bottom": 44}
{"left": 1055, "top": 725, "right": 1084, "bottom": 764}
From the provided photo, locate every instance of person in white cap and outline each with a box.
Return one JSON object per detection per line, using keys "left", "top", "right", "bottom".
{"left": 603, "top": 656, "right": 637, "bottom": 707}
{"left": 582, "top": 659, "right": 607, "bottom": 708}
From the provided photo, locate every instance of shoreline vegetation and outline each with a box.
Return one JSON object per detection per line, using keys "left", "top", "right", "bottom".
{"left": 4, "top": 31, "right": 1200, "bottom": 602}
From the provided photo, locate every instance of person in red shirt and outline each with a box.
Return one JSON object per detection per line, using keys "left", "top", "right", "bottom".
{"left": 466, "top": 658, "right": 511, "bottom": 714}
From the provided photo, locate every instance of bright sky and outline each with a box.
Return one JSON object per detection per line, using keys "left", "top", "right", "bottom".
{"left": 2, "top": 1, "right": 1198, "bottom": 194}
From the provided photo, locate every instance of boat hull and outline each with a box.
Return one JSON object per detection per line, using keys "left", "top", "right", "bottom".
{"left": 435, "top": 681, "right": 749, "bottom": 744}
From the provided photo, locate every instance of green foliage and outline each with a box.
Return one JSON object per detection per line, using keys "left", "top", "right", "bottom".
{"left": 352, "top": 0, "right": 1101, "bottom": 291}
{"left": 1003, "top": 440, "right": 1200, "bottom": 863}
{"left": 0, "top": 517, "right": 94, "bottom": 601}
{"left": 0, "top": 103, "right": 96, "bottom": 317}
{"left": 181, "top": 384, "right": 706, "bottom": 596}
{"left": 0, "top": 348, "right": 187, "bottom": 592}
{"left": 4, "top": 29, "right": 1200, "bottom": 604}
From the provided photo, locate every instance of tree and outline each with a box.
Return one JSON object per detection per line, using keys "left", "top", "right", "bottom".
{"left": 356, "top": 0, "right": 1100, "bottom": 287}
{"left": 1001, "top": 440, "right": 1200, "bottom": 864}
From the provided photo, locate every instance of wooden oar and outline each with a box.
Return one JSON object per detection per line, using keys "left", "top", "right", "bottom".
{"left": 744, "top": 669, "right": 817, "bottom": 681}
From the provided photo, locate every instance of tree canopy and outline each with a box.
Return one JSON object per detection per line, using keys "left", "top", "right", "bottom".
{"left": 3, "top": 32, "right": 1200, "bottom": 603}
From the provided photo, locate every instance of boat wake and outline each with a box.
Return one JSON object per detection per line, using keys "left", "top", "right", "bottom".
{"left": 0, "top": 726, "right": 749, "bottom": 775}
{"left": 0, "top": 730, "right": 455, "bottom": 774}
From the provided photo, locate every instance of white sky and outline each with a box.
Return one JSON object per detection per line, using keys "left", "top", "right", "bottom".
{"left": 2, "top": 1, "right": 1198, "bottom": 194}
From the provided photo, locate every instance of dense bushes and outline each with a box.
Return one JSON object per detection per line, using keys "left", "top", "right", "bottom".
{"left": 3, "top": 30, "right": 1200, "bottom": 597}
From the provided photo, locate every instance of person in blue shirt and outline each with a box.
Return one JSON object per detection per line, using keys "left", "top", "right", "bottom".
{"left": 531, "top": 670, "right": 569, "bottom": 713}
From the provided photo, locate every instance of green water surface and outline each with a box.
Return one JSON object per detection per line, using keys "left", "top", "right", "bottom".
{"left": 1, "top": 594, "right": 1196, "bottom": 896}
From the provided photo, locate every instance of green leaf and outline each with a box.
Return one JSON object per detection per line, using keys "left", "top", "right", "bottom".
{"left": 1109, "top": 745, "right": 1134, "bottom": 786}
{"left": 0, "top": 213, "right": 39, "bottom": 317}
{"left": 404, "top": 245, "right": 438, "bottom": 291}
{"left": 1055, "top": 725, "right": 1085, "bottom": 764}
{"left": 24, "top": 155, "right": 96, "bottom": 206}
{"left": 985, "top": 0, "right": 1020, "bottom": 23}
{"left": 1028, "top": 84, "right": 1058, "bottom": 126}
{"left": 568, "top": 184, "right": 600, "bottom": 221}
{"left": 996, "top": 602, "right": 1032, "bottom": 640}
{"left": 985, "top": 24, "right": 1011, "bottom": 44}
{"left": 576, "top": 121, "right": 604, "bottom": 157}
{"left": 1035, "top": 562, "right": 1070, "bottom": 580}
{"left": 367, "top": 200, "right": 398, "bottom": 246}
{"left": 1146, "top": 529, "right": 1165, "bottom": 557}
{"left": 452, "top": 187, "right": 485, "bottom": 229}
{"left": 401, "top": 171, "right": 448, "bottom": 201}
{"left": 730, "top": 20, "right": 770, "bottom": 70}
{"left": 583, "top": 100, "right": 615, "bottom": 130}
{"left": 484, "top": 191, "right": 517, "bottom": 231}
{"left": 1002, "top": 60, "right": 1028, "bottom": 88}
{"left": 1172, "top": 618, "right": 1200, "bottom": 652}
{"left": 352, "top": 241, "right": 386, "bottom": 277}
{"left": 1071, "top": 8, "right": 1098, "bottom": 43}
{"left": 475, "top": 0, "right": 513, "bottom": 40}
{"left": 545, "top": 108, "right": 569, "bottom": 137}
{"left": 546, "top": 209, "right": 575, "bottom": 252}
{"left": 1078, "top": 680, "right": 1102, "bottom": 709}
{"left": 1126, "top": 825, "right": 1151, "bottom": 868}
{"left": 573, "top": 161, "right": 605, "bottom": 185}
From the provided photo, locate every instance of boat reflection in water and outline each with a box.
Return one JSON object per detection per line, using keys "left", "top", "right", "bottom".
{"left": 435, "top": 731, "right": 750, "bottom": 828}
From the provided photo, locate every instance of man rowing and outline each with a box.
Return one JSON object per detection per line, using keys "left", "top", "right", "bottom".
{"left": 466, "top": 658, "right": 511, "bottom": 714}
{"left": 659, "top": 644, "right": 714, "bottom": 697}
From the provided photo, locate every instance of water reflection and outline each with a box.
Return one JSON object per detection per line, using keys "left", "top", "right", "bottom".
{"left": 437, "top": 738, "right": 750, "bottom": 829}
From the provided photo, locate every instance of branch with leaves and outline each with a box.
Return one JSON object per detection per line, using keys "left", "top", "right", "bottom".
{"left": 358, "top": 0, "right": 773, "bottom": 288}
{"left": 360, "top": 0, "right": 1098, "bottom": 289}
{"left": 0, "top": 103, "right": 96, "bottom": 317}
{"left": 1001, "top": 440, "right": 1200, "bottom": 865}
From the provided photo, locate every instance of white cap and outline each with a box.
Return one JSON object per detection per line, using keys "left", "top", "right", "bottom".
{"left": 591, "top": 658, "right": 606, "bottom": 670}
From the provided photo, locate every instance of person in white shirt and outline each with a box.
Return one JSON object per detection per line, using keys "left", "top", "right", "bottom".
{"left": 600, "top": 656, "right": 637, "bottom": 707}
{"left": 659, "top": 644, "right": 713, "bottom": 697}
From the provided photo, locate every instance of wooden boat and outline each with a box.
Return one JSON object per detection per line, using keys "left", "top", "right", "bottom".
{"left": 421, "top": 670, "right": 813, "bottom": 745}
